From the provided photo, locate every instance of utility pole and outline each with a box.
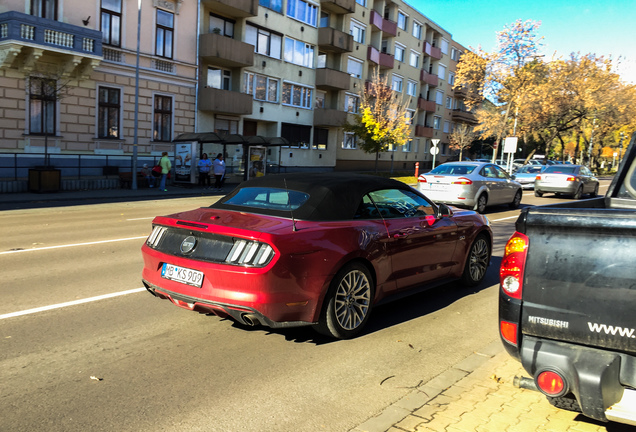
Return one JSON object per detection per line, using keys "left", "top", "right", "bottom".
{"left": 586, "top": 118, "right": 596, "bottom": 166}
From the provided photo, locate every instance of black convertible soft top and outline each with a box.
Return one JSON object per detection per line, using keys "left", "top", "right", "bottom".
{"left": 212, "top": 172, "right": 415, "bottom": 221}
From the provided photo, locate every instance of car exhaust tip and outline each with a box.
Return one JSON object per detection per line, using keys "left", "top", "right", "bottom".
{"left": 513, "top": 375, "right": 538, "bottom": 392}
{"left": 242, "top": 314, "right": 261, "bottom": 327}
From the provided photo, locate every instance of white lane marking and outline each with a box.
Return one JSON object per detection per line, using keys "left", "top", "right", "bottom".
{"left": 0, "top": 287, "right": 147, "bottom": 320}
{"left": 0, "top": 236, "right": 148, "bottom": 255}
{"left": 126, "top": 217, "right": 155, "bottom": 221}
{"left": 491, "top": 215, "right": 518, "bottom": 222}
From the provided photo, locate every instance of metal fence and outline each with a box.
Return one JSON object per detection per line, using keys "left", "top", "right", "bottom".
{"left": 0, "top": 153, "right": 162, "bottom": 181}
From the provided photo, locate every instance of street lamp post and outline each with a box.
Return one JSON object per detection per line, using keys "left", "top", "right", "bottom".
{"left": 132, "top": 0, "right": 142, "bottom": 190}
{"left": 619, "top": 132, "right": 625, "bottom": 165}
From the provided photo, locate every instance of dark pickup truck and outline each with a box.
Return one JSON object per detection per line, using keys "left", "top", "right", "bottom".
{"left": 499, "top": 133, "right": 636, "bottom": 426}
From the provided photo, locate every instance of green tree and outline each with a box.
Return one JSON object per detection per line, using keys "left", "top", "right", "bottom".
{"left": 344, "top": 69, "right": 411, "bottom": 172}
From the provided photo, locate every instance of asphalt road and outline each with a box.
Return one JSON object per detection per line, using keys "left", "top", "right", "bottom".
{"left": 0, "top": 182, "right": 612, "bottom": 432}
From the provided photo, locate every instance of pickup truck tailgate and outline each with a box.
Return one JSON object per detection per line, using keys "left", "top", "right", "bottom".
{"left": 519, "top": 204, "right": 636, "bottom": 355}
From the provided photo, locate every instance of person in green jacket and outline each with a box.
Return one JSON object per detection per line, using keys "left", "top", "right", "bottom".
{"left": 159, "top": 152, "right": 172, "bottom": 191}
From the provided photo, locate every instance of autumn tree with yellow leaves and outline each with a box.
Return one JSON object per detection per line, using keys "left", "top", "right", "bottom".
{"left": 344, "top": 69, "right": 412, "bottom": 171}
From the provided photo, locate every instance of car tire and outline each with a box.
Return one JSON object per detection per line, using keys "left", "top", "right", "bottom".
{"left": 315, "top": 262, "right": 374, "bottom": 339}
{"left": 547, "top": 394, "right": 581, "bottom": 413}
{"left": 534, "top": 190, "right": 543, "bottom": 197}
{"left": 473, "top": 194, "right": 487, "bottom": 214}
{"left": 461, "top": 234, "right": 490, "bottom": 287}
{"left": 509, "top": 190, "right": 522, "bottom": 209}
{"left": 590, "top": 183, "right": 599, "bottom": 197}
{"left": 573, "top": 185, "right": 583, "bottom": 200}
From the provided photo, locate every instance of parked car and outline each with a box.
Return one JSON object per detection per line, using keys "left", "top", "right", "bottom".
{"left": 511, "top": 165, "right": 546, "bottom": 189}
{"left": 534, "top": 165, "right": 599, "bottom": 199}
{"left": 142, "top": 173, "right": 493, "bottom": 339}
{"left": 418, "top": 162, "right": 522, "bottom": 213}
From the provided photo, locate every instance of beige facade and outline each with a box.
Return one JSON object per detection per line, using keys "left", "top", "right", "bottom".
{"left": 0, "top": 0, "right": 197, "bottom": 158}
{"left": 0, "top": 0, "right": 473, "bottom": 177}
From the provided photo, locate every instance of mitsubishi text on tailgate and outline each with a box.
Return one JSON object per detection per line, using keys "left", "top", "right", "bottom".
{"left": 499, "top": 133, "right": 636, "bottom": 426}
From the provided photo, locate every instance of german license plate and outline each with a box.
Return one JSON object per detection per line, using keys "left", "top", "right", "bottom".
{"left": 161, "top": 263, "right": 204, "bottom": 287}
{"left": 430, "top": 183, "right": 448, "bottom": 191}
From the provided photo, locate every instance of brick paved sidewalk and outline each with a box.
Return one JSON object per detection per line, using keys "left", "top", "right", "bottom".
{"left": 352, "top": 342, "right": 625, "bottom": 432}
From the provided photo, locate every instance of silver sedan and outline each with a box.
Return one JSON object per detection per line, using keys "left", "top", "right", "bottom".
{"left": 418, "top": 162, "right": 522, "bottom": 213}
{"left": 534, "top": 165, "right": 599, "bottom": 199}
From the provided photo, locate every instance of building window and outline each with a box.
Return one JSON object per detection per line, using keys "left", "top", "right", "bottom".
{"left": 440, "top": 38, "right": 449, "bottom": 55}
{"left": 319, "top": 11, "right": 329, "bottom": 28}
{"left": 406, "top": 109, "right": 415, "bottom": 125}
{"left": 433, "top": 116, "right": 441, "bottom": 130}
{"left": 153, "top": 95, "right": 172, "bottom": 142}
{"left": 343, "top": 132, "right": 357, "bottom": 149}
{"left": 443, "top": 120, "right": 450, "bottom": 133}
{"left": 101, "top": 0, "right": 121, "bottom": 46}
{"left": 208, "top": 67, "right": 231, "bottom": 90}
{"left": 437, "top": 64, "right": 446, "bottom": 80}
{"left": 392, "top": 75, "right": 403, "bottom": 92}
{"left": 403, "top": 139, "right": 412, "bottom": 152}
{"left": 245, "top": 24, "right": 282, "bottom": 59}
{"left": 355, "top": 0, "right": 366, "bottom": 6}
{"left": 313, "top": 127, "right": 328, "bottom": 150}
{"left": 350, "top": 19, "right": 366, "bottom": 44}
{"left": 282, "top": 82, "right": 312, "bottom": 109}
{"left": 407, "top": 80, "right": 417, "bottom": 97}
{"left": 445, "top": 96, "right": 452, "bottom": 109}
{"left": 345, "top": 93, "right": 360, "bottom": 113}
{"left": 245, "top": 72, "right": 279, "bottom": 102}
{"left": 397, "top": 11, "right": 407, "bottom": 31}
{"left": 394, "top": 43, "right": 405, "bottom": 62}
{"left": 284, "top": 37, "right": 315, "bottom": 68}
{"left": 259, "top": 0, "right": 283, "bottom": 13}
{"left": 451, "top": 48, "right": 461, "bottom": 61}
{"left": 287, "top": 0, "right": 318, "bottom": 26}
{"left": 435, "top": 90, "right": 444, "bottom": 105}
{"left": 31, "top": 0, "right": 57, "bottom": 20}
{"left": 347, "top": 57, "right": 363, "bottom": 78}
{"left": 315, "top": 91, "right": 325, "bottom": 108}
{"left": 412, "top": 21, "right": 422, "bottom": 39}
{"left": 281, "top": 123, "right": 311, "bottom": 147}
{"left": 210, "top": 13, "right": 235, "bottom": 37}
{"left": 156, "top": 9, "right": 174, "bottom": 59}
{"left": 448, "top": 72, "right": 455, "bottom": 86}
{"left": 97, "top": 86, "right": 120, "bottom": 139}
{"left": 30, "top": 78, "right": 56, "bottom": 135}
{"left": 409, "top": 50, "right": 419, "bottom": 68}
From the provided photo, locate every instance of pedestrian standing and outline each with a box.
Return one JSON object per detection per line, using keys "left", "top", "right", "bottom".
{"left": 213, "top": 153, "right": 226, "bottom": 191}
{"left": 159, "top": 151, "right": 172, "bottom": 191}
{"left": 197, "top": 153, "right": 212, "bottom": 188}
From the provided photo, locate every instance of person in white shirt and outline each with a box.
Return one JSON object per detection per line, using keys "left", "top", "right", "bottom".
{"left": 213, "top": 153, "right": 226, "bottom": 191}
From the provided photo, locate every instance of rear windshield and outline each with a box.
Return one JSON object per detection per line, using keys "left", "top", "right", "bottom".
{"left": 518, "top": 166, "right": 543, "bottom": 174}
{"left": 543, "top": 166, "right": 577, "bottom": 174}
{"left": 429, "top": 164, "right": 477, "bottom": 175}
{"left": 223, "top": 187, "right": 309, "bottom": 211}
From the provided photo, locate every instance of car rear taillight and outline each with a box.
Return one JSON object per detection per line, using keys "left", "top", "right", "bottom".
{"left": 147, "top": 225, "right": 168, "bottom": 247}
{"left": 451, "top": 177, "right": 473, "bottom": 185}
{"left": 566, "top": 176, "right": 576, "bottom": 181}
{"left": 536, "top": 175, "right": 542, "bottom": 180}
{"left": 536, "top": 370, "right": 567, "bottom": 396}
{"left": 500, "top": 232, "right": 528, "bottom": 300}
{"left": 226, "top": 239, "right": 275, "bottom": 267}
{"left": 418, "top": 176, "right": 427, "bottom": 183}
{"left": 500, "top": 320, "right": 518, "bottom": 345}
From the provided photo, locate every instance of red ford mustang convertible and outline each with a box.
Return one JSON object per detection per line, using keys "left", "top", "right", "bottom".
{"left": 142, "top": 173, "right": 492, "bottom": 339}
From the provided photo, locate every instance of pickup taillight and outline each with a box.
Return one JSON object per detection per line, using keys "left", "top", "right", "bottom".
{"left": 500, "top": 232, "right": 529, "bottom": 300}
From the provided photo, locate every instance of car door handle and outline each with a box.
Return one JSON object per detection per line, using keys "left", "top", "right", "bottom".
{"left": 393, "top": 233, "right": 409, "bottom": 239}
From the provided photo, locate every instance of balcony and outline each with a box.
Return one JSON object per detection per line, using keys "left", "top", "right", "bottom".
{"left": 451, "top": 109, "right": 477, "bottom": 124}
{"left": 318, "top": 27, "right": 353, "bottom": 53}
{"left": 415, "top": 125, "right": 434, "bottom": 138}
{"left": 418, "top": 97, "right": 436, "bottom": 112}
{"left": 201, "top": 0, "right": 257, "bottom": 17}
{"left": 367, "top": 45, "right": 380, "bottom": 64}
{"left": 453, "top": 86, "right": 468, "bottom": 99}
{"left": 379, "top": 52, "right": 394, "bottom": 69}
{"left": 423, "top": 41, "right": 442, "bottom": 60}
{"left": 0, "top": 11, "right": 102, "bottom": 75}
{"left": 199, "top": 33, "right": 254, "bottom": 68}
{"left": 368, "top": 10, "right": 397, "bottom": 36}
{"left": 316, "top": 68, "right": 351, "bottom": 90}
{"left": 420, "top": 70, "right": 438, "bottom": 86}
{"left": 199, "top": 87, "right": 253, "bottom": 115}
{"left": 320, "top": 0, "right": 355, "bottom": 14}
{"left": 314, "top": 108, "right": 348, "bottom": 127}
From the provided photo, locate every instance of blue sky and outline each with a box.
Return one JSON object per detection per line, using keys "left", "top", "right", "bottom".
{"left": 409, "top": 0, "right": 636, "bottom": 84}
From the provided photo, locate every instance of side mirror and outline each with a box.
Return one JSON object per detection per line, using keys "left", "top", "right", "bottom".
{"left": 511, "top": 174, "right": 516, "bottom": 180}
{"left": 437, "top": 203, "right": 452, "bottom": 218}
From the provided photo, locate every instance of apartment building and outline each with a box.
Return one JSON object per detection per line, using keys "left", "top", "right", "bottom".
{"left": 0, "top": 0, "right": 475, "bottom": 182}
{"left": 0, "top": 0, "right": 197, "bottom": 162}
